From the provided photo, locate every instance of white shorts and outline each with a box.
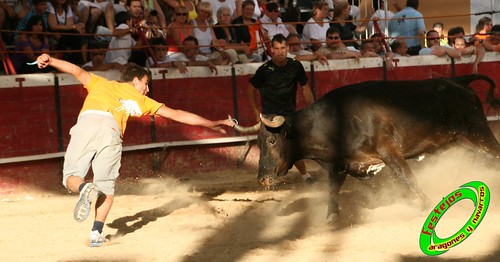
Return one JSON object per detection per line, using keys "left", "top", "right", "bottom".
{"left": 62, "top": 111, "right": 122, "bottom": 195}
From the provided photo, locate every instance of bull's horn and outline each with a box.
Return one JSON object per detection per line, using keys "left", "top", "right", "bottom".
{"left": 260, "top": 114, "right": 285, "bottom": 128}
{"left": 228, "top": 115, "right": 261, "bottom": 133}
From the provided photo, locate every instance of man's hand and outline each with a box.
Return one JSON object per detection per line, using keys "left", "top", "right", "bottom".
{"left": 316, "top": 52, "right": 329, "bottom": 65}
{"left": 75, "top": 23, "right": 85, "bottom": 34}
{"left": 36, "top": 53, "right": 52, "bottom": 68}
{"left": 173, "top": 61, "right": 188, "bottom": 73}
{"left": 207, "top": 61, "right": 218, "bottom": 74}
{"left": 208, "top": 118, "right": 235, "bottom": 134}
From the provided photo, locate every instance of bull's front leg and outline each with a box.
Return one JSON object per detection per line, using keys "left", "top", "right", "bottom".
{"left": 327, "top": 170, "right": 347, "bottom": 224}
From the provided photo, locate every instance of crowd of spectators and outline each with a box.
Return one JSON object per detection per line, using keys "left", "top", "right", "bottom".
{"left": 0, "top": 0, "right": 499, "bottom": 74}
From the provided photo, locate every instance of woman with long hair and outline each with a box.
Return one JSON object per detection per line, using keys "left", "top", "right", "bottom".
{"left": 474, "top": 16, "right": 493, "bottom": 40}
{"left": 329, "top": 0, "right": 371, "bottom": 50}
{"left": 47, "top": 0, "right": 87, "bottom": 64}
{"left": 11, "top": 15, "right": 52, "bottom": 74}
{"left": 166, "top": 6, "right": 193, "bottom": 54}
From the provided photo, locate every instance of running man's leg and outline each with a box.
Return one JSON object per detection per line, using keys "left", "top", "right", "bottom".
{"left": 294, "top": 159, "right": 314, "bottom": 184}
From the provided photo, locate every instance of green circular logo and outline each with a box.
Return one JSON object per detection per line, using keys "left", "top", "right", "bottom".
{"left": 419, "top": 181, "right": 490, "bottom": 256}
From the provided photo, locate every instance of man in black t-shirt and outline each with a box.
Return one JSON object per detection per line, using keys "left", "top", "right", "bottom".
{"left": 248, "top": 34, "right": 315, "bottom": 184}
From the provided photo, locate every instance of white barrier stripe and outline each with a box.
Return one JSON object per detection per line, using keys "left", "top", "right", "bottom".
{"left": 0, "top": 135, "right": 257, "bottom": 164}
{"left": 487, "top": 116, "right": 500, "bottom": 121}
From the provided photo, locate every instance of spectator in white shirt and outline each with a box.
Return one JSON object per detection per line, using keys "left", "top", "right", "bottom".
{"left": 302, "top": 1, "right": 330, "bottom": 51}
{"left": 260, "top": 2, "right": 296, "bottom": 40}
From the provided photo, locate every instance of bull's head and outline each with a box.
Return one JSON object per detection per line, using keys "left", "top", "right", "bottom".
{"left": 230, "top": 115, "right": 292, "bottom": 188}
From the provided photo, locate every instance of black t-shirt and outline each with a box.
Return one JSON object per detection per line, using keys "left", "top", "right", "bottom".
{"left": 249, "top": 58, "right": 308, "bottom": 116}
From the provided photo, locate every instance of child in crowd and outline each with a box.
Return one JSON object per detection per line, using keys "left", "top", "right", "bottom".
{"left": 146, "top": 37, "right": 188, "bottom": 73}
{"left": 105, "top": 11, "right": 139, "bottom": 65}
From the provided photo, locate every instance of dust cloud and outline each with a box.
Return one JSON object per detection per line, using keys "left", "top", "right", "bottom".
{"left": 1, "top": 146, "right": 499, "bottom": 261}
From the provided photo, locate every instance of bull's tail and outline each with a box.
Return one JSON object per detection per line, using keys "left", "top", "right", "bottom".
{"left": 450, "top": 74, "right": 500, "bottom": 109}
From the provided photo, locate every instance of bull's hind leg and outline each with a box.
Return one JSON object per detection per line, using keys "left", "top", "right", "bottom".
{"left": 377, "top": 145, "right": 432, "bottom": 209}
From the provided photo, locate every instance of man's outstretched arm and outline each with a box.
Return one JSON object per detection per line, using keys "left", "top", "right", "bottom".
{"left": 155, "top": 105, "right": 234, "bottom": 134}
{"left": 36, "top": 53, "right": 91, "bottom": 86}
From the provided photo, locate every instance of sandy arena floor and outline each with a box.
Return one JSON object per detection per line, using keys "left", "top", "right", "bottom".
{"left": 1, "top": 147, "right": 499, "bottom": 262}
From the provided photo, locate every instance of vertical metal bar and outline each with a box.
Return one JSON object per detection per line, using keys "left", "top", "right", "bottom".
{"left": 53, "top": 75, "right": 63, "bottom": 151}
{"left": 149, "top": 73, "right": 156, "bottom": 143}
{"left": 451, "top": 58, "right": 456, "bottom": 77}
{"left": 231, "top": 66, "right": 239, "bottom": 120}
{"left": 310, "top": 63, "right": 316, "bottom": 100}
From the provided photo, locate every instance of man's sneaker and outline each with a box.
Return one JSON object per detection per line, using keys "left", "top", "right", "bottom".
{"left": 305, "top": 176, "right": 315, "bottom": 185}
{"left": 301, "top": 173, "right": 315, "bottom": 185}
{"left": 74, "top": 183, "right": 100, "bottom": 222}
{"left": 89, "top": 230, "right": 109, "bottom": 247}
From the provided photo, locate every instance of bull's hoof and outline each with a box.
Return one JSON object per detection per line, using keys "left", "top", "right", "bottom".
{"left": 326, "top": 213, "right": 339, "bottom": 224}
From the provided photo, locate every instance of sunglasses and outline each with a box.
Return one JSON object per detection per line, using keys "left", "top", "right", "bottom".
{"left": 328, "top": 36, "right": 340, "bottom": 40}
{"left": 176, "top": 13, "right": 188, "bottom": 16}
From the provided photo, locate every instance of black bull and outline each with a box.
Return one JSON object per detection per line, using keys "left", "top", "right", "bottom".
{"left": 232, "top": 74, "right": 500, "bottom": 223}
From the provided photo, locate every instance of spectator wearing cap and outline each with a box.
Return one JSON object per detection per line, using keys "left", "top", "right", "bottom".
{"left": 260, "top": 2, "right": 296, "bottom": 41}
{"left": 480, "top": 25, "right": 500, "bottom": 52}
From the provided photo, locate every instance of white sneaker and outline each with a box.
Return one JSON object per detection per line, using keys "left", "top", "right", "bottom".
{"left": 89, "top": 230, "right": 109, "bottom": 247}
{"left": 74, "top": 183, "right": 101, "bottom": 222}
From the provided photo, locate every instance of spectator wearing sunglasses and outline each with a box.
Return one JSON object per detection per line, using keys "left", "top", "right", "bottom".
{"left": 260, "top": 2, "right": 296, "bottom": 41}
{"left": 419, "top": 30, "right": 460, "bottom": 58}
{"left": 316, "top": 27, "right": 361, "bottom": 60}
{"left": 166, "top": 6, "right": 193, "bottom": 54}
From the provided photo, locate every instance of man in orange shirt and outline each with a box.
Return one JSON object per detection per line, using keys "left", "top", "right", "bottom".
{"left": 34, "top": 53, "right": 234, "bottom": 247}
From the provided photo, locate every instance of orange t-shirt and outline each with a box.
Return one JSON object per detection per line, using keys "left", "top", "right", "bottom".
{"left": 80, "top": 74, "right": 164, "bottom": 135}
